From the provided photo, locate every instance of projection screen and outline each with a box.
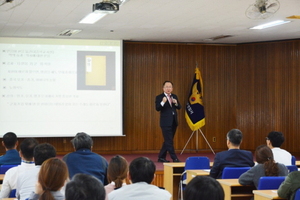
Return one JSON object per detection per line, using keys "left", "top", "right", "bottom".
{"left": 0, "top": 38, "right": 123, "bottom": 137}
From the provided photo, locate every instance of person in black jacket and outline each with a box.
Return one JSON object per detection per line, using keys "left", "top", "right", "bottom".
{"left": 155, "top": 81, "right": 181, "bottom": 162}
{"left": 210, "top": 129, "right": 255, "bottom": 179}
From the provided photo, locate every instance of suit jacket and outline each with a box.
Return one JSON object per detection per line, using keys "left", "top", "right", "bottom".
{"left": 155, "top": 93, "right": 181, "bottom": 127}
{"left": 210, "top": 149, "right": 254, "bottom": 179}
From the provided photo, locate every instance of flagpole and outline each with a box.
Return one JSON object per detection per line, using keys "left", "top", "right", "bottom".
{"left": 196, "top": 129, "right": 198, "bottom": 152}
{"left": 183, "top": 65, "right": 215, "bottom": 154}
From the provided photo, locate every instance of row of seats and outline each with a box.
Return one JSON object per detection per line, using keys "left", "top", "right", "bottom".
{"left": 0, "top": 164, "right": 18, "bottom": 174}
{"left": 179, "top": 156, "right": 299, "bottom": 200}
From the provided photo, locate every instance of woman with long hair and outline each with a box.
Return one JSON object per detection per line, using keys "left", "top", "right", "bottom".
{"left": 28, "top": 157, "right": 69, "bottom": 200}
{"left": 239, "top": 144, "right": 288, "bottom": 188}
{"left": 104, "top": 155, "right": 129, "bottom": 199}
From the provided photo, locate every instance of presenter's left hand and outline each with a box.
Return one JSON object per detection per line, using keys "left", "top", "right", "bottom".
{"left": 172, "top": 98, "right": 177, "bottom": 104}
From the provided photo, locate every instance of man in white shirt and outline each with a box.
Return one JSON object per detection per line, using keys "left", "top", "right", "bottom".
{"left": 108, "top": 157, "right": 171, "bottom": 200}
{"left": 16, "top": 143, "right": 56, "bottom": 200}
{"left": 266, "top": 131, "right": 292, "bottom": 165}
{"left": 0, "top": 138, "right": 38, "bottom": 199}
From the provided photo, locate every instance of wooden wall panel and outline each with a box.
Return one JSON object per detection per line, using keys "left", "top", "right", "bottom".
{"left": 122, "top": 43, "right": 238, "bottom": 154}
{"left": 1, "top": 40, "right": 300, "bottom": 156}
{"left": 236, "top": 41, "right": 300, "bottom": 154}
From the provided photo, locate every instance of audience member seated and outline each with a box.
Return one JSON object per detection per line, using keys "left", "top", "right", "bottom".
{"left": 277, "top": 171, "right": 300, "bottom": 200}
{"left": 266, "top": 131, "right": 292, "bottom": 165}
{"left": 63, "top": 132, "right": 108, "bottom": 184}
{"left": 239, "top": 144, "right": 288, "bottom": 188}
{"left": 108, "top": 157, "right": 171, "bottom": 200}
{"left": 210, "top": 129, "right": 254, "bottom": 179}
{"left": 105, "top": 155, "right": 129, "bottom": 199}
{"left": 0, "top": 132, "right": 21, "bottom": 165}
{"left": 16, "top": 143, "right": 57, "bottom": 200}
{"left": 65, "top": 173, "right": 105, "bottom": 200}
{"left": 0, "top": 138, "right": 38, "bottom": 199}
{"left": 184, "top": 176, "right": 224, "bottom": 200}
{"left": 28, "top": 157, "right": 69, "bottom": 200}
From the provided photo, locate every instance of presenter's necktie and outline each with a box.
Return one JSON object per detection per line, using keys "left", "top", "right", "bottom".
{"left": 167, "top": 94, "right": 172, "bottom": 107}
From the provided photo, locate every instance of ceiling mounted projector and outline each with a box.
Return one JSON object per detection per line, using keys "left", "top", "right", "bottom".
{"left": 93, "top": 1, "right": 119, "bottom": 14}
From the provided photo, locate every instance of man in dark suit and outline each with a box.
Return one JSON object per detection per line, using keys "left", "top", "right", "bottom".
{"left": 210, "top": 129, "right": 254, "bottom": 179}
{"left": 155, "top": 81, "right": 181, "bottom": 162}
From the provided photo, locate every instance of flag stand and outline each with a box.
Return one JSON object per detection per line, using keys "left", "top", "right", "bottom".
{"left": 180, "top": 128, "right": 215, "bottom": 155}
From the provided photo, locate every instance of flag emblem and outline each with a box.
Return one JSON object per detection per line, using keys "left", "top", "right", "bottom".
{"left": 185, "top": 68, "right": 205, "bottom": 131}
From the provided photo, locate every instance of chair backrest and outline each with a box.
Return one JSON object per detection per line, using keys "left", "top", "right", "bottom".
{"left": 0, "top": 165, "right": 17, "bottom": 174}
{"left": 221, "top": 167, "right": 251, "bottom": 179}
{"left": 292, "top": 156, "right": 296, "bottom": 165}
{"left": 9, "top": 189, "right": 16, "bottom": 198}
{"left": 185, "top": 156, "right": 210, "bottom": 170}
{"left": 294, "top": 188, "right": 300, "bottom": 200}
{"left": 183, "top": 156, "right": 210, "bottom": 179}
{"left": 257, "top": 176, "right": 286, "bottom": 190}
{"left": 286, "top": 165, "right": 298, "bottom": 173}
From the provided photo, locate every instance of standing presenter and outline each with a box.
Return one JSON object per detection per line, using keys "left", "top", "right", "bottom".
{"left": 155, "top": 81, "right": 181, "bottom": 162}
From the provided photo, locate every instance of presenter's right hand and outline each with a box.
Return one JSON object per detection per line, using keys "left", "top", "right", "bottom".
{"left": 162, "top": 97, "right": 167, "bottom": 103}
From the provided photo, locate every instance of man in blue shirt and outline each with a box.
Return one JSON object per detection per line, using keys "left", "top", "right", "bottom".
{"left": 63, "top": 132, "right": 108, "bottom": 184}
{"left": 0, "top": 132, "right": 21, "bottom": 165}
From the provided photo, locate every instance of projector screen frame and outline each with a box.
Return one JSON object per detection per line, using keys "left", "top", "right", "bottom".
{"left": 0, "top": 37, "right": 124, "bottom": 138}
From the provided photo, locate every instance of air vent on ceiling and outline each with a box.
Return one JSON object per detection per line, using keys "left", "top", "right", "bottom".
{"left": 58, "top": 29, "right": 82, "bottom": 36}
{"left": 204, "top": 35, "right": 234, "bottom": 41}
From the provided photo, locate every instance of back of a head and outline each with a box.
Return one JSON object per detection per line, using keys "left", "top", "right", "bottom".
{"left": 267, "top": 131, "right": 284, "bottom": 147}
{"left": 255, "top": 144, "right": 273, "bottom": 163}
{"left": 71, "top": 132, "right": 93, "bottom": 150}
{"left": 65, "top": 173, "right": 105, "bottom": 200}
{"left": 3, "top": 132, "right": 18, "bottom": 149}
{"left": 184, "top": 176, "right": 224, "bottom": 200}
{"left": 38, "top": 158, "right": 69, "bottom": 199}
{"left": 33, "top": 143, "right": 56, "bottom": 165}
{"left": 227, "top": 129, "right": 243, "bottom": 146}
{"left": 255, "top": 144, "right": 279, "bottom": 176}
{"left": 129, "top": 157, "right": 155, "bottom": 184}
{"left": 107, "top": 155, "right": 129, "bottom": 188}
{"left": 20, "top": 138, "right": 39, "bottom": 161}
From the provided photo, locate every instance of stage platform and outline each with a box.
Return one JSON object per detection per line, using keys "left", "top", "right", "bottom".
{"left": 100, "top": 152, "right": 215, "bottom": 171}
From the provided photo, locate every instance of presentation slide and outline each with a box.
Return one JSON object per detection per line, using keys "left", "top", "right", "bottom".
{"left": 0, "top": 38, "right": 123, "bottom": 137}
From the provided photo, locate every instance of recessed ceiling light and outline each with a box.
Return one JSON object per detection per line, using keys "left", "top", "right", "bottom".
{"left": 79, "top": 13, "right": 107, "bottom": 24}
{"left": 250, "top": 20, "right": 291, "bottom": 30}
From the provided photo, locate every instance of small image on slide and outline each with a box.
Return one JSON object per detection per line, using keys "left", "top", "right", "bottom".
{"left": 77, "top": 51, "right": 115, "bottom": 90}
{"left": 85, "top": 55, "right": 106, "bottom": 86}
